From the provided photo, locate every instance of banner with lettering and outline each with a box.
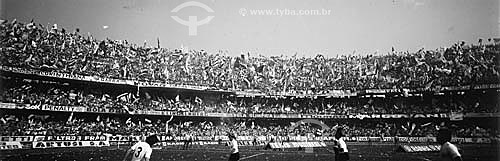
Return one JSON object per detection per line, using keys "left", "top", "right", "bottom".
{"left": 2, "top": 103, "right": 499, "bottom": 120}
{"left": 107, "top": 135, "right": 143, "bottom": 142}
{"left": 399, "top": 144, "right": 441, "bottom": 152}
{"left": 350, "top": 113, "right": 449, "bottom": 119}
{"left": 0, "top": 136, "right": 34, "bottom": 142}
{"left": 0, "top": 103, "right": 39, "bottom": 110}
{"left": 33, "top": 136, "right": 107, "bottom": 142}
{"left": 40, "top": 105, "right": 86, "bottom": 112}
{"left": 32, "top": 141, "right": 110, "bottom": 148}
{"left": 160, "top": 141, "right": 219, "bottom": 146}
{"left": 269, "top": 142, "right": 327, "bottom": 149}
{"left": 0, "top": 141, "right": 23, "bottom": 150}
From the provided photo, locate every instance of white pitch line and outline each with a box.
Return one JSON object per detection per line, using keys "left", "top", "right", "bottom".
{"left": 239, "top": 153, "right": 265, "bottom": 160}
{"left": 417, "top": 157, "right": 432, "bottom": 161}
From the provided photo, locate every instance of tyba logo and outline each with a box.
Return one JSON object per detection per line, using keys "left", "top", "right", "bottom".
{"left": 171, "top": 1, "right": 214, "bottom": 36}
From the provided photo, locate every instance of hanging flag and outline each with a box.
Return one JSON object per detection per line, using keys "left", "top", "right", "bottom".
{"left": 409, "top": 123, "right": 416, "bottom": 135}
{"left": 450, "top": 112, "right": 464, "bottom": 121}
{"left": 402, "top": 89, "right": 409, "bottom": 97}
{"left": 101, "top": 94, "right": 110, "bottom": 101}
{"left": 132, "top": 92, "right": 138, "bottom": 103}
{"left": 195, "top": 97, "right": 203, "bottom": 104}
{"left": 185, "top": 53, "right": 191, "bottom": 74}
{"left": 67, "top": 112, "right": 74, "bottom": 123}
{"left": 28, "top": 114, "right": 49, "bottom": 121}
{"left": 175, "top": 95, "right": 180, "bottom": 102}
{"left": 103, "top": 25, "right": 109, "bottom": 29}
{"left": 117, "top": 93, "right": 130, "bottom": 102}
{"left": 493, "top": 38, "right": 500, "bottom": 44}
{"left": 183, "top": 121, "right": 193, "bottom": 127}
{"left": 167, "top": 115, "right": 174, "bottom": 123}
{"left": 122, "top": 105, "right": 134, "bottom": 114}
{"left": 157, "top": 37, "right": 161, "bottom": 48}
{"left": 421, "top": 122, "right": 432, "bottom": 127}
{"left": 52, "top": 24, "right": 58, "bottom": 30}
{"left": 424, "top": 80, "right": 434, "bottom": 90}
{"left": 0, "top": 117, "right": 6, "bottom": 124}
{"left": 165, "top": 115, "right": 174, "bottom": 133}
{"left": 28, "top": 119, "right": 35, "bottom": 126}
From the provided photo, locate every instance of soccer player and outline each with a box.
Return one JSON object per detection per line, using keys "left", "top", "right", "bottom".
{"left": 183, "top": 132, "right": 195, "bottom": 150}
{"left": 122, "top": 135, "right": 160, "bottom": 161}
{"left": 227, "top": 133, "right": 240, "bottom": 161}
{"left": 438, "top": 128, "right": 462, "bottom": 161}
{"left": 333, "top": 128, "right": 349, "bottom": 161}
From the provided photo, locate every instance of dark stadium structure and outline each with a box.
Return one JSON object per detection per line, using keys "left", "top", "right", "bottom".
{"left": 0, "top": 20, "right": 499, "bottom": 161}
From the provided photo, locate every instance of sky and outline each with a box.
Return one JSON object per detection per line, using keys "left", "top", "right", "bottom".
{"left": 1, "top": 0, "right": 499, "bottom": 57}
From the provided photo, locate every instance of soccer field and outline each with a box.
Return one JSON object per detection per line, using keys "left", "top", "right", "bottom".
{"left": 1, "top": 143, "right": 499, "bottom": 161}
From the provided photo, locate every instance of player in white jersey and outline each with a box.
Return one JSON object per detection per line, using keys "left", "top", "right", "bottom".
{"left": 438, "top": 129, "right": 462, "bottom": 161}
{"left": 123, "top": 135, "right": 160, "bottom": 161}
{"left": 227, "top": 132, "right": 239, "bottom": 161}
{"left": 333, "top": 128, "right": 349, "bottom": 161}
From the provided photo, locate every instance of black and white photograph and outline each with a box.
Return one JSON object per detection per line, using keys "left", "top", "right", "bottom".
{"left": 0, "top": 0, "right": 499, "bottom": 160}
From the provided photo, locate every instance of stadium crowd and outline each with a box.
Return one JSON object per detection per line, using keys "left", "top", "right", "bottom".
{"left": 1, "top": 82, "right": 498, "bottom": 114}
{"left": 1, "top": 19, "right": 499, "bottom": 95}
{"left": 0, "top": 114, "right": 497, "bottom": 139}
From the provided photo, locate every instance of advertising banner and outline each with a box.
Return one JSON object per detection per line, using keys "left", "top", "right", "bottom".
{"left": 399, "top": 145, "right": 441, "bottom": 152}
{"left": 32, "top": 141, "right": 110, "bottom": 148}
{"left": 269, "top": 142, "right": 327, "bottom": 149}
{"left": 107, "top": 135, "right": 143, "bottom": 142}
{"left": 0, "top": 142, "right": 23, "bottom": 150}
{"left": 0, "top": 136, "right": 34, "bottom": 142}
{"left": 34, "top": 136, "right": 107, "bottom": 141}
{"left": 40, "top": 105, "right": 86, "bottom": 112}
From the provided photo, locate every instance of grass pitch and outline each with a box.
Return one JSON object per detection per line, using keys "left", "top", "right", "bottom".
{"left": 1, "top": 143, "right": 498, "bottom": 161}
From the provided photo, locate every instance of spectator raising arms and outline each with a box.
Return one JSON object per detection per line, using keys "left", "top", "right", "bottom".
{"left": 1, "top": 19, "right": 499, "bottom": 95}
